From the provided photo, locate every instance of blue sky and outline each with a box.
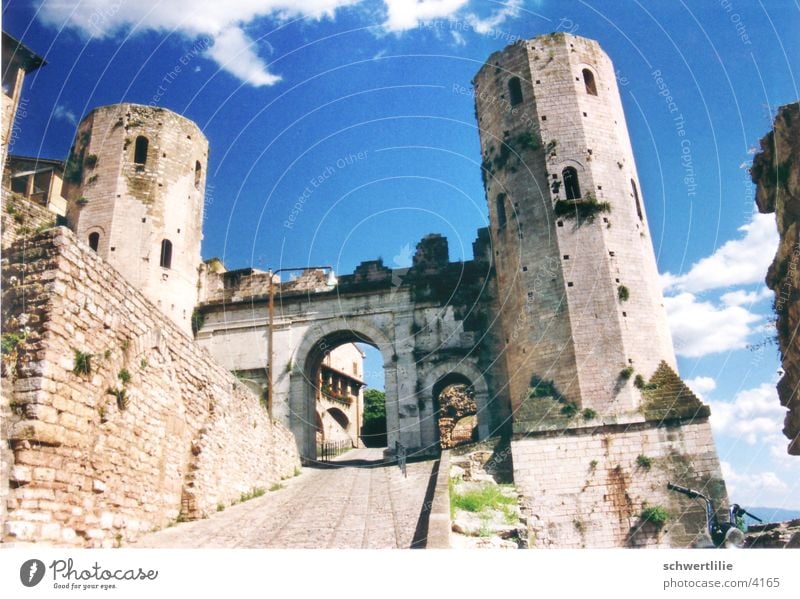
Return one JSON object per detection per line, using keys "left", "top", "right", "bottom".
{"left": 3, "top": 0, "right": 799, "bottom": 510}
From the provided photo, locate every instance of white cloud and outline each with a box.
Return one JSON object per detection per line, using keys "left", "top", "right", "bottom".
{"left": 37, "top": 0, "right": 361, "bottom": 86}
{"left": 52, "top": 104, "right": 77, "bottom": 125}
{"left": 720, "top": 286, "right": 773, "bottom": 307}
{"left": 382, "top": 0, "right": 469, "bottom": 32}
{"left": 665, "top": 292, "right": 760, "bottom": 358}
{"left": 686, "top": 376, "right": 716, "bottom": 400}
{"left": 206, "top": 26, "right": 282, "bottom": 86}
{"left": 465, "top": 0, "right": 522, "bottom": 34}
{"left": 721, "top": 461, "right": 788, "bottom": 499}
{"left": 662, "top": 212, "right": 778, "bottom": 294}
{"left": 709, "top": 383, "right": 786, "bottom": 445}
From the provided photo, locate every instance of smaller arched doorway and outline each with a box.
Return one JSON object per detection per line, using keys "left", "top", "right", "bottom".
{"left": 433, "top": 374, "right": 478, "bottom": 449}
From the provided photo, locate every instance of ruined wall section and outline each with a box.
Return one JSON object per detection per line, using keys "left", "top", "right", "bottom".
{"left": 1, "top": 228, "right": 299, "bottom": 547}
{"left": 752, "top": 101, "right": 800, "bottom": 455}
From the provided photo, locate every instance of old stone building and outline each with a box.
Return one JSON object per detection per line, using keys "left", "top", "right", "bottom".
{"left": 472, "top": 32, "right": 725, "bottom": 547}
{"left": 2, "top": 31, "right": 734, "bottom": 548}
{"left": 63, "top": 104, "right": 209, "bottom": 335}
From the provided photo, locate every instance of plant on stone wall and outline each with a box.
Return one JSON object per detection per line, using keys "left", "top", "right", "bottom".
{"left": 191, "top": 309, "right": 205, "bottom": 335}
{"left": 64, "top": 153, "right": 83, "bottom": 183}
{"left": 1, "top": 332, "right": 25, "bottom": 355}
{"left": 589, "top": 459, "right": 598, "bottom": 471}
{"left": 86, "top": 175, "right": 98, "bottom": 185}
{"left": 560, "top": 402, "right": 579, "bottom": 417}
{"left": 546, "top": 139, "right": 557, "bottom": 154}
{"left": 73, "top": 349, "right": 92, "bottom": 375}
{"left": 582, "top": 408, "right": 598, "bottom": 420}
{"left": 76, "top": 196, "right": 89, "bottom": 206}
{"left": 618, "top": 285, "right": 630, "bottom": 302}
{"left": 553, "top": 196, "right": 611, "bottom": 222}
{"left": 640, "top": 504, "right": 668, "bottom": 528}
{"left": 107, "top": 387, "right": 128, "bottom": 411}
{"left": 529, "top": 376, "right": 564, "bottom": 402}
{"left": 633, "top": 373, "right": 659, "bottom": 391}
{"left": 516, "top": 132, "right": 540, "bottom": 151}
{"left": 619, "top": 366, "right": 634, "bottom": 380}
{"left": 118, "top": 368, "right": 131, "bottom": 384}
{"left": 636, "top": 454, "right": 653, "bottom": 469}
{"left": 84, "top": 154, "right": 98, "bottom": 168}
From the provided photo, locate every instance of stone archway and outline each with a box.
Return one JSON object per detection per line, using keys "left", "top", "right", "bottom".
{"left": 421, "top": 361, "right": 491, "bottom": 447}
{"left": 289, "top": 318, "right": 396, "bottom": 460}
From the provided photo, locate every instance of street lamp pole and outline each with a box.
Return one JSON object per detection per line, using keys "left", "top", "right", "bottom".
{"left": 267, "top": 266, "right": 337, "bottom": 421}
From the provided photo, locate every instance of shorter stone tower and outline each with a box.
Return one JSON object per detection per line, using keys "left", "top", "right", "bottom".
{"left": 64, "top": 104, "right": 208, "bottom": 334}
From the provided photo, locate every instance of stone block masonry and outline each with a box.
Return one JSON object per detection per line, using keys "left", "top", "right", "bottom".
{"left": 513, "top": 419, "right": 724, "bottom": 548}
{"left": 1, "top": 227, "right": 299, "bottom": 547}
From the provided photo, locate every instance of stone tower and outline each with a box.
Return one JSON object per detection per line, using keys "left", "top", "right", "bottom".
{"left": 475, "top": 33, "right": 726, "bottom": 548}
{"left": 64, "top": 104, "right": 208, "bottom": 334}
{"left": 474, "top": 32, "right": 675, "bottom": 421}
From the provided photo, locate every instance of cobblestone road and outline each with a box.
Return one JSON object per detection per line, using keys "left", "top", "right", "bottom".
{"left": 131, "top": 448, "right": 436, "bottom": 548}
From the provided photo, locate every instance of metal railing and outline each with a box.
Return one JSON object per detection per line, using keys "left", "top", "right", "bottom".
{"left": 396, "top": 441, "right": 407, "bottom": 478}
{"left": 317, "top": 439, "right": 351, "bottom": 462}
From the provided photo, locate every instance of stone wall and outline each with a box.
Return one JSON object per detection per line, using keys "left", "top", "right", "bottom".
{"left": 752, "top": 101, "right": 800, "bottom": 455}
{"left": 1, "top": 227, "right": 299, "bottom": 547}
{"left": 512, "top": 418, "right": 725, "bottom": 548}
{"left": 1, "top": 190, "right": 57, "bottom": 249}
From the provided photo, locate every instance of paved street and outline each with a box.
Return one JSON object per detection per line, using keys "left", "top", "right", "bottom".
{"left": 131, "top": 448, "right": 436, "bottom": 548}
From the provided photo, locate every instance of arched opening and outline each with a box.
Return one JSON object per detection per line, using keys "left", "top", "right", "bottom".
{"left": 508, "top": 76, "right": 523, "bottom": 106}
{"left": 134, "top": 136, "right": 149, "bottom": 165}
{"left": 294, "top": 330, "right": 388, "bottom": 462}
{"left": 582, "top": 68, "right": 597, "bottom": 96}
{"left": 159, "top": 239, "right": 172, "bottom": 268}
{"left": 88, "top": 232, "right": 100, "bottom": 252}
{"left": 194, "top": 161, "right": 202, "bottom": 189}
{"left": 495, "top": 193, "right": 508, "bottom": 229}
{"left": 631, "top": 178, "right": 643, "bottom": 220}
{"left": 432, "top": 374, "right": 477, "bottom": 449}
{"left": 563, "top": 167, "right": 581, "bottom": 200}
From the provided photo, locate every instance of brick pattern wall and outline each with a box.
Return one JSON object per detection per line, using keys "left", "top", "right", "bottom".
{"left": 1, "top": 227, "right": 299, "bottom": 547}
{"left": 512, "top": 419, "right": 726, "bottom": 548}
{"left": 1, "top": 190, "right": 57, "bottom": 249}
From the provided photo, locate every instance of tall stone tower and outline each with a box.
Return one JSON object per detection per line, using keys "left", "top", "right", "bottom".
{"left": 474, "top": 32, "right": 675, "bottom": 421}
{"left": 475, "top": 33, "right": 726, "bottom": 548}
{"left": 64, "top": 104, "right": 208, "bottom": 334}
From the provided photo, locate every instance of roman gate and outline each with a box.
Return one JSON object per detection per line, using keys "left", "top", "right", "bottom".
{"left": 194, "top": 232, "right": 510, "bottom": 460}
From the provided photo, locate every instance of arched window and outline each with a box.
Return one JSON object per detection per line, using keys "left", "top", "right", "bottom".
{"left": 582, "top": 69, "right": 597, "bottom": 96}
{"left": 160, "top": 239, "right": 172, "bottom": 269}
{"left": 563, "top": 167, "right": 581, "bottom": 200}
{"left": 495, "top": 193, "right": 508, "bottom": 228}
{"left": 508, "top": 77, "right": 523, "bottom": 106}
{"left": 631, "top": 179, "right": 643, "bottom": 220}
{"left": 88, "top": 232, "right": 100, "bottom": 252}
{"left": 134, "top": 136, "right": 149, "bottom": 165}
{"left": 194, "top": 161, "right": 202, "bottom": 189}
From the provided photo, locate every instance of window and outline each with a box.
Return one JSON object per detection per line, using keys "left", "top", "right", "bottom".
{"left": 582, "top": 69, "right": 597, "bottom": 96}
{"left": 194, "top": 161, "right": 202, "bottom": 189}
{"left": 631, "top": 179, "right": 643, "bottom": 220}
{"left": 88, "top": 232, "right": 100, "bottom": 252}
{"left": 495, "top": 193, "right": 508, "bottom": 228}
{"left": 160, "top": 239, "right": 173, "bottom": 269}
{"left": 134, "top": 136, "right": 149, "bottom": 165}
{"left": 508, "top": 77, "right": 523, "bottom": 106}
{"left": 562, "top": 167, "right": 581, "bottom": 200}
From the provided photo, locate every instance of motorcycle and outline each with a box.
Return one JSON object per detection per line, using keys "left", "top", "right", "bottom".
{"left": 667, "top": 482, "right": 762, "bottom": 548}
